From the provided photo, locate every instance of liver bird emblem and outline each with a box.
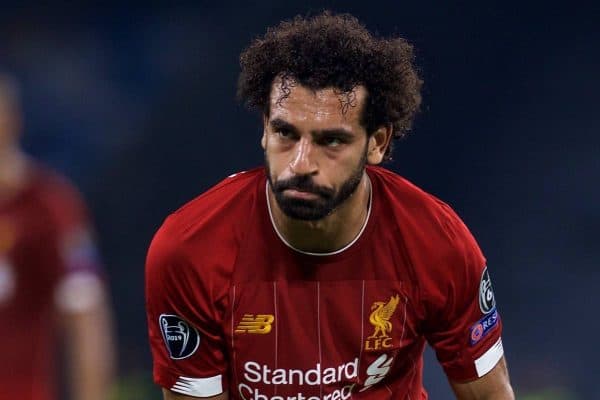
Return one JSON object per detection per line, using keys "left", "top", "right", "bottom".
{"left": 368, "top": 294, "right": 400, "bottom": 339}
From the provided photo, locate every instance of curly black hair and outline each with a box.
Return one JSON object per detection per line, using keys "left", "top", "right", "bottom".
{"left": 237, "top": 11, "right": 423, "bottom": 160}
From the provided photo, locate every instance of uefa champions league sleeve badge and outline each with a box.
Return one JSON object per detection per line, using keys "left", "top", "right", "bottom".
{"left": 478, "top": 267, "right": 496, "bottom": 314}
{"left": 159, "top": 314, "right": 200, "bottom": 360}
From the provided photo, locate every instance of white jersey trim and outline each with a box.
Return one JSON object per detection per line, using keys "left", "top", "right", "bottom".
{"left": 171, "top": 375, "right": 223, "bottom": 397}
{"left": 475, "top": 338, "right": 504, "bottom": 377}
{"left": 265, "top": 176, "right": 372, "bottom": 256}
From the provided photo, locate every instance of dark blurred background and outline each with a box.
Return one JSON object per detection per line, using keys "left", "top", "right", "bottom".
{"left": 2, "top": 1, "right": 598, "bottom": 398}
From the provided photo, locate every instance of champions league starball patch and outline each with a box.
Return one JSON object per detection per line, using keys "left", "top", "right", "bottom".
{"left": 479, "top": 267, "right": 496, "bottom": 314}
{"left": 159, "top": 314, "right": 200, "bottom": 360}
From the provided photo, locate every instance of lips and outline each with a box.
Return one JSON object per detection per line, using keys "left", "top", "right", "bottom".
{"left": 283, "top": 189, "right": 321, "bottom": 200}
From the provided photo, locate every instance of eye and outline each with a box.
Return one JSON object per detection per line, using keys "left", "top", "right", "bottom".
{"left": 275, "top": 128, "right": 295, "bottom": 140}
{"left": 320, "top": 136, "right": 344, "bottom": 147}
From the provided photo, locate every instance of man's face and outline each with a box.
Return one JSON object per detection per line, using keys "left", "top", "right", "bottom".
{"left": 263, "top": 80, "right": 370, "bottom": 221}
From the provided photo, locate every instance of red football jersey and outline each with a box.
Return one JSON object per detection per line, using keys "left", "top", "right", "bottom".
{"left": 0, "top": 164, "right": 103, "bottom": 400}
{"left": 146, "top": 167, "right": 503, "bottom": 399}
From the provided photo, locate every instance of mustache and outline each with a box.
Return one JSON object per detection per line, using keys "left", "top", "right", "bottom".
{"left": 272, "top": 175, "right": 334, "bottom": 198}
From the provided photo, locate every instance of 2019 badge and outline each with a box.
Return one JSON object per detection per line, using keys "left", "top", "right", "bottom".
{"left": 159, "top": 314, "right": 200, "bottom": 360}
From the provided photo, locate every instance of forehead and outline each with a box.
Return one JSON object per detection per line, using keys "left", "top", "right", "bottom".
{"left": 268, "top": 79, "right": 367, "bottom": 129}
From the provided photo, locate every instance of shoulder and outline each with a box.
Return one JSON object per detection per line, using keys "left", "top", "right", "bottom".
{"left": 26, "top": 162, "right": 90, "bottom": 228}
{"left": 368, "top": 166, "right": 485, "bottom": 285}
{"left": 146, "top": 168, "right": 265, "bottom": 283}
{"left": 169, "top": 168, "right": 264, "bottom": 233}
{"left": 367, "top": 165, "right": 444, "bottom": 211}
{"left": 29, "top": 163, "right": 83, "bottom": 202}
{"left": 368, "top": 166, "right": 476, "bottom": 253}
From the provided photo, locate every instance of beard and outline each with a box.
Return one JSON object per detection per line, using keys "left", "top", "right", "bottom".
{"left": 265, "top": 149, "right": 367, "bottom": 221}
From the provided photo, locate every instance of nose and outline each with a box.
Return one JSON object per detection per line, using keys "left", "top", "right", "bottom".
{"left": 289, "top": 137, "right": 318, "bottom": 175}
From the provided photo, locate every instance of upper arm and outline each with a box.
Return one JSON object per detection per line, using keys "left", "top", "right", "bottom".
{"left": 47, "top": 174, "right": 105, "bottom": 314}
{"left": 47, "top": 178, "right": 115, "bottom": 400}
{"left": 450, "top": 356, "right": 514, "bottom": 400}
{"left": 422, "top": 205, "right": 505, "bottom": 381}
{"left": 163, "top": 388, "right": 229, "bottom": 400}
{"left": 146, "top": 223, "right": 229, "bottom": 397}
{"left": 50, "top": 174, "right": 112, "bottom": 346}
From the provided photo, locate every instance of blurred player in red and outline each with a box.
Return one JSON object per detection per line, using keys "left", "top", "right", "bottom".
{"left": 146, "top": 13, "right": 514, "bottom": 400}
{"left": 0, "top": 74, "right": 115, "bottom": 400}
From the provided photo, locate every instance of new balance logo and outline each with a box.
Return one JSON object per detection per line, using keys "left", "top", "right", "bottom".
{"left": 235, "top": 314, "right": 274, "bottom": 334}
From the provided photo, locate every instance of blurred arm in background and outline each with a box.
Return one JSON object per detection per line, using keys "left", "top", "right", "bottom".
{"left": 56, "top": 248, "right": 116, "bottom": 400}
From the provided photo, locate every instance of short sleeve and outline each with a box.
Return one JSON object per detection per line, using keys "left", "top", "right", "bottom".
{"left": 145, "top": 221, "right": 228, "bottom": 397}
{"left": 41, "top": 175, "right": 105, "bottom": 313}
{"left": 423, "top": 208, "right": 503, "bottom": 382}
{"left": 43, "top": 175, "right": 102, "bottom": 273}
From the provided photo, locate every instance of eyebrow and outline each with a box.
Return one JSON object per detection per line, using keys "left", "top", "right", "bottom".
{"left": 270, "top": 118, "right": 298, "bottom": 134}
{"left": 269, "top": 117, "right": 355, "bottom": 139}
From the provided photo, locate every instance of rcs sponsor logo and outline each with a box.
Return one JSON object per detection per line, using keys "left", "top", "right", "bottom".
{"left": 470, "top": 308, "right": 499, "bottom": 345}
{"left": 235, "top": 314, "right": 275, "bottom": 334}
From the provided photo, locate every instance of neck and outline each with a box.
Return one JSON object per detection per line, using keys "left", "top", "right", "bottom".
{"left": 268, "top": 173, "right": 371, "bottom": 254}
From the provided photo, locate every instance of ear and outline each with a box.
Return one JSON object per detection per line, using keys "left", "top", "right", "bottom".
{"left": 261, "top": 114, "right": 268, "bottom": 150}
{"left": 367, "top": 125, "right": 393, "bottom": 164}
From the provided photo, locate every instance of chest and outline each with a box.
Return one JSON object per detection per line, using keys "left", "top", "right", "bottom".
{"left": 224, "top": 277, "right": 424, "bottom": 398}
{"left": 0, "top": 203, "right": 58, "bottom": 308}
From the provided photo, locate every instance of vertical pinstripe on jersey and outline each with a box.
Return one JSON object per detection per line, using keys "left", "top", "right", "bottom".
{"left": 401, "top": 294, "right": 419, "bottom": 400}
{"left": 399, "top": 294, "right": 408, "bottom": 345}
{"left": 385, "top": 384, "right": 393, "bottom": 396}
{"left": 356, "top": 280, "right": 366, "bottom": 386}
{"left": 231, "top": 284, "right": 237, "bottom": 392}
{"left": 273, "top": 281, "right": 279, "bottom": 396}
{"left": 386, "top": 294, "right": 409, "bottom": 397}
{"left": 317, "top": 281, "right": 322, "bottom": 398}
